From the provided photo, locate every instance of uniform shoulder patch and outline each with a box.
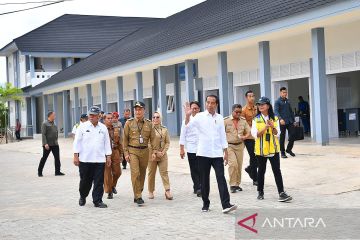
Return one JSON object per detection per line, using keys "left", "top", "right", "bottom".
{"left": 240, "top": 116, "right": 246, "bottom": 120}
{"left": 161, "top": 125, "right": 167, "bottom": 128}
{"left": 145, "top": 118, "right": 151, "bottom": 122}
{"left": 224, "top": 116, "right": 230, "bottom": 120}
{"left": 127, "top": 118, "right": 134, "bottom": 121}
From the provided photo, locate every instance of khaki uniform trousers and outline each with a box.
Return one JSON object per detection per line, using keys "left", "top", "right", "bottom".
{"left": 129, "top": 148, "right": 149, "bottom": 199}
{"left": 228, "top": 143, "right": 245, "bottom": 186}
{"left": 104, "top": 158, "right": 121, "bottom": 193}
{"left": 147, "top": 154, "right": 170, "bottom": 193}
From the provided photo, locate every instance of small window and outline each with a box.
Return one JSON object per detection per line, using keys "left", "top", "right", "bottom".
{"left": 167, "top": 96, "right": 175, "bottom": 113}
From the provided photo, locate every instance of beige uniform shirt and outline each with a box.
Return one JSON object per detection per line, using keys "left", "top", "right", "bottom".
{"left": 149, "top": 124, "right": 170, "bottom": 161}
{"left": 224, "top": 116, "right": 250, "bottom": 144}
{"left": 123, "top": 117, "right": 156, "bottom": 156}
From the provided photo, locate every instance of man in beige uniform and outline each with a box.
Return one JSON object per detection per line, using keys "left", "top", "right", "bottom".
{"left": 123, "top": 101, "right": 155, "bottom": 206}
{"left": 224, "top": 104, "right": 250, "bottom": 193}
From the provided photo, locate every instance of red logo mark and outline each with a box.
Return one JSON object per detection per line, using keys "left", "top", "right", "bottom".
{"left": 237, "top": 213, "right": 258, "bottom": 234}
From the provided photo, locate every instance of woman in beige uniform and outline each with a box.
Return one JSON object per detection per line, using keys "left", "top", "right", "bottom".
{"left": 147, "top": 111, "right": 173, "bottom": 200}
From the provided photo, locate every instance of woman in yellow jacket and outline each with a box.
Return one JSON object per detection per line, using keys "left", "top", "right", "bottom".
{"left": 251, "top": 97, "right": 292, "bottom": 202}
{"left": 147, "top": 111, "right": 173, "bottom": 200}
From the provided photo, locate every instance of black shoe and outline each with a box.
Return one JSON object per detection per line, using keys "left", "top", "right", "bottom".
{"left": 136, "top": 198, "right": 144, "bottom": 206}
{"left": 107, "top": 193, "right": 113, "bottom": 199}
{"left": 196, "top": 189, "right": 202, "bottom": 197}
{"left": 278, "top": 192, "right": 293, "bottom": 202}
{"left": 222, "top": 204, "right": 237, "bottom": 213}
{"left": 202, "top": 206, "right": 209, "bottom": 212}
{"left": 123, "top": 166, "right": 126, "bottom": 169}
{"left": 38, "top": 172, "right": 43, "bottom": 177}
{"left": 245, "top": 166, "right": 252, "bottom": 180}
{"left": 257, "top": 191, "right": 264, "bottom": 200}
{"left": 134, "top": 198, "right": 137, "bottom": 203}
{"left": 253, "top": 181, "right": 258, "bottom": 186}
{"left": 79, "top": 197, "right": 86, "bottom": 206}
{"left": 230, "top": 186, "right": 237, "bottom": 193}
{"left": 281, "top": 152, "right": 288, "bottom": 158}
{"left": 286, "top": 150, "right": 295, "bottom": 157}
{"left": 94, "top": 202, "right": 108, "bottom": 208}
{"left": 112, "top": 187, "right": 117, "bottom": 194}
{"left": 236, "top": 186, "right": 243, "bottom": 191}
{"left": 55, "top": 172, "right": 65, "bottom": 176}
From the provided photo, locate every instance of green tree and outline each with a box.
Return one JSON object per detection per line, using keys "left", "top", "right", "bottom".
{"left": 0, "top": 83, "right": 23, "bottom": 143}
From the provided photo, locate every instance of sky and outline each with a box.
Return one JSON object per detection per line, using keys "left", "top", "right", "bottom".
{"left": 0, "top": 0, "right": 205, "bottom": 85}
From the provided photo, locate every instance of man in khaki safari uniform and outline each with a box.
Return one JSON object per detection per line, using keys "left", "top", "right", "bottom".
{"left": 123, "top": 101, "right": 156, "bottom": 206}
{"left": 224, "top": 104, "right": 250, "bottom": 193}
{"left": 103, "top": 113, "right": 123, "bottom": 200}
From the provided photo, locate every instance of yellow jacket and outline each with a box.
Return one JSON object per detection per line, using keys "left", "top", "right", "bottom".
{"left": 254, "top": 115, "right": 280, "bottom": 156}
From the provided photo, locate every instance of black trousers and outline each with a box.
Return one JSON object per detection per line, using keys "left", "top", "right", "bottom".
{"left": 257, "top": 153, "right": 284, "bottom": 194}
{"left": 15, "top": 130, "right": 21, "bottom": 140}
{"left": 244, "top": 139, "right": 257, "bottom": 181}
{"left": 79, "top": 162, "right": 105, "bottom": 204}
{"left": 187, "top": 152, "right": 201, "bottom": 192}
{"left": 38, "top": 145, "right": 61, "bottom": 174}
{"left": 280, "top": 124, "right": 295, "bottom": 153}
{"left": 198, "top": 156, "right": 231, "bottom": 209}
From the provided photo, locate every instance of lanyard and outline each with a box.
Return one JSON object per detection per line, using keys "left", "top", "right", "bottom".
{"left": 154, "top": 126, "right": 163, "bottom": 140}
{"left": 260, "top": 115, "right": 270, "bottom": 133}
{"left": 136, "top": 120, "right": 144, "bottom": 136}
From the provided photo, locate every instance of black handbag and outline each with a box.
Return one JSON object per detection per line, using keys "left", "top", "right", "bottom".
{"left": 292, "top": 126, "right": 305, "bottom": 141}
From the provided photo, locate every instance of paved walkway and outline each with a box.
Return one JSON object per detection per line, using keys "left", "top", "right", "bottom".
{"left": 0, "top": 138, "right": 359, "bottom": 239}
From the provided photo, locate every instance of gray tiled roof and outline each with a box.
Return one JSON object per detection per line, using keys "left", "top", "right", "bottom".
{"left": 33, "top": 0, "right": 339, "bottom": 90}
{"left": 7, "top": 14, "right": 161, "bottom": 53}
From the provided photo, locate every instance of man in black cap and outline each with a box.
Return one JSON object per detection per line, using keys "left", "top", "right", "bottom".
{"left": 73, "top": 106, "right": 112, "bottom": 208}
{"left": 123, "top": 101, "right": 156, "bottom": 206}
{"left": 71, "top": 113, "right": 88, "bottom": 138}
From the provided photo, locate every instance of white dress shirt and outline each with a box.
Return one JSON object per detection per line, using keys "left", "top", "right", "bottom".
{"left": 251, "top": 114, "right": 281, "bottom": 139}
{"left": 73, "top": 121, "right": 112, "bottom": 163}
{"left": 186, "top": 110, "right": 228, "bottom": 158}
{"left": 179, "top": 115, "right": 198, "bottom": 153}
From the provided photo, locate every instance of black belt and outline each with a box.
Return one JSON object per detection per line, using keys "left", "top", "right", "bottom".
{"left": 128, "top": 145, "right": 148, "bottom": 149}
{"left": 228, "top": 142, "right": 242, "bottom": 146}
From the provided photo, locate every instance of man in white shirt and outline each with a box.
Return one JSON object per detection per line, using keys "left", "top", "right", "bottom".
{"left": 184, "top": 95, "right": 237, "bottom": 214}
{"left": 73, "top": 106, "right": 112, "bottom": 208}
{"left": 179, "top": 101, "right": 201, "bottom": 197}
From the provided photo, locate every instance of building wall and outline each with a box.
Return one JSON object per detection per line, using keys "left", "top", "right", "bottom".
{"left": 7, "top": 54, "right": 14, "bottom": 85}
{"left": 19, "top": 54, "right": 27, "bottom": 88}
{"left": 41, "top": 58, "right": 62, "bottom": 72}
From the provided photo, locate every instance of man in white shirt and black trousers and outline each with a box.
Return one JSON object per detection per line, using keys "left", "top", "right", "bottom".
{"left": 179, "top": 101, "right": 201, "bottom": 197}
{"left": 73, "top": 106, "right": 112, "bottom": 208}
{"left": 184, "top": 95, "right": 237, "bottom": 213}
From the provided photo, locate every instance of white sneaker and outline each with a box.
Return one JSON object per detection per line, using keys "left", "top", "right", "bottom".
{"left": 222, "top": 204, "right": 237, "bottom": 214}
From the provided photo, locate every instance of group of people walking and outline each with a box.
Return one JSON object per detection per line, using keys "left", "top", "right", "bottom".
{"left": 37, "top": 87, "right": 296, "bottom": 212}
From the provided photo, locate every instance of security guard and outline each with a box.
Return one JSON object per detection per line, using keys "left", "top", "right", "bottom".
{"left": 103, "top": 112, "right": 123, "bottom": 199}
{"left": 224, "top": 104, "right": 250, "bottom": 193}
{"left": 123, "top": 101, "right": 156, "bottom": 206}
{"left": 147, "top": 111, "right": 172, "bottom": 200}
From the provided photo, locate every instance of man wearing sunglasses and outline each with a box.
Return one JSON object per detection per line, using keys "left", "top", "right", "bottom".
{"left": 224, "top": 104, "right": 251, "bottom": 193}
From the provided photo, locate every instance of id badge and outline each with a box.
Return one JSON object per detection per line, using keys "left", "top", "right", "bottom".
{"left": 265, "top": 133, "right": 271, "bottom": 142}
{"left": 139, "top": 135, "right": 144, "bottom": 144}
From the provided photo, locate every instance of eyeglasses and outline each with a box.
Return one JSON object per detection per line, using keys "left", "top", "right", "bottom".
{"left": 152, "top": 116, "right": 160, "bottom": 119}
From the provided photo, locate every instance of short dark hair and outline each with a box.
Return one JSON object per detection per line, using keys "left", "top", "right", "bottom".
{"left": 298, "top": 96, "right": 303, "bottom": 100}
{"left": 245, "top": 90, "right": 253, "bottom": 97}
{"left": 190, "top": 101, "right": 201, "bottom": 108}
{"left": 124, "top": 108, "right": 131, "bottom": 113}
{"left": 232, "top": 104, "right": 242, "bottom": 111}
{"left": 280, "top": 87, "right": 287, "bottom": 92}
{"left": 47, "top": 111, "right": 54, "bottom": 118}
{"left": 206, "top": 95, "right": 219, "bottom": 105}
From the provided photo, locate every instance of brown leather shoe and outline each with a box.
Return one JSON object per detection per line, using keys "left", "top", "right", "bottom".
{"left": 148, "top": 192, "right": 154, "bottom": 199}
